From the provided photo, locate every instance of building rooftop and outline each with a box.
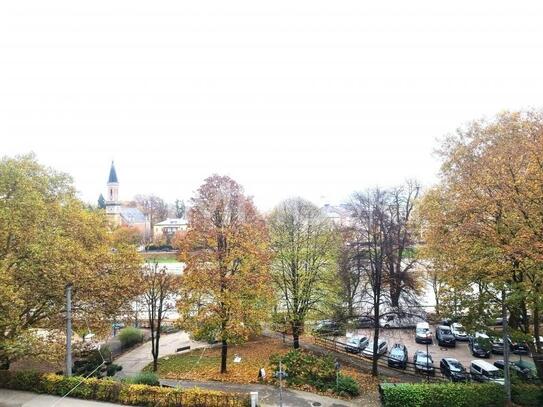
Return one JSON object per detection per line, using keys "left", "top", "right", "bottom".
{"left": 120, "top": 207, "right": 146, "bottom": 224}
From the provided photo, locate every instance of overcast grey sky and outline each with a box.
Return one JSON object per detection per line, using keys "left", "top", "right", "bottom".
{"left": 1, "top": 1, "right": 543, "bottom": 210}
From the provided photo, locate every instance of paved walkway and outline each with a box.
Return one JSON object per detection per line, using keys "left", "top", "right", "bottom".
{"left": 161, "top": 379, "right": 376, "bottom": 407}
{"left": 0, "top": 390, "right": 119, "bottom": 407}
{"left": 114, "top": 331, "right": 207, "bottom": 377}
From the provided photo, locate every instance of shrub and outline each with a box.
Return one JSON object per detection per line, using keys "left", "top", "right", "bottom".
{"left": 335, "top": 374, "right": 359, "bottom": 397}
{"left": 73, "top": 345, "right": 111, "bottom": 377}
{"left": 125, "top": 371, "right": 160, "bottom": 386}
{"left": 269, "top": 349, "right": 358, "bottom": 396}
{"left": 512, "top": 383, "right": 543, "bottom": 407}
{"left": 118, "top": 327, "right": 144, "bottom": 349}
{"left": 106, "top": 363, "right": 122, "bottom": 377}
{"left": 381, "top": 383, "right": 505, "bottom": 407}
{"left": 0, "top": 370, "right": 248, "bottom": 406}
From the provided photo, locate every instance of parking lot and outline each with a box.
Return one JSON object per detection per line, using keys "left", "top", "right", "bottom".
{"left": 339, "top": 325, "right": 524, "bottom": 368}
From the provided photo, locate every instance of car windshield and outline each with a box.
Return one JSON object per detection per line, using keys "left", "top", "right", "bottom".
{"left": 441, "top": 328, "right": 452, "bottom": 335}
{"left": 347, "top": 337, "right": 360, "bottom": 345}
{"left": 390, "top": 347, "right": 404, "bottom": 358}
{"left": 487, "top": 370, "right": 504, "bottom": 379}
{"left": 448, "top": 360, "right": 464, "bottom": 372}
{"left": 416, "top": 328, "right": 429, "bottom": 335}
{"left": 417, "top": 354, "right": 432, "bottom": 365}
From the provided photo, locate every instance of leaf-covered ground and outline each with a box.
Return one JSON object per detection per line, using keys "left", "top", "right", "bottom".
{"left": 145, "top": 336, "right": 380, "bottom": 398}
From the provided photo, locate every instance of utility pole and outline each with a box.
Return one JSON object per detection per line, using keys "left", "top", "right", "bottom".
{"left": 502, "top": 289, "right": 511, "bottom": 404}
{"left": 65, "top": 283, "right": 73, "bottom": 377}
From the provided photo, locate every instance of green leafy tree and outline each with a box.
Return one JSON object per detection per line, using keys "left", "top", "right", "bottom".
{"left": 268, "top": 198, "right": 338, "bottom": 349}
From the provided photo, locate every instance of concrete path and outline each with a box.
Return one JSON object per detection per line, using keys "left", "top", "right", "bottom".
{"left": 0, "top": 389, "right": 119, "bottom": 407}
{"left": 114, "top": 331, "right": 207, "bottom": 377}
{"left": 161, "top": 379, "right": 375, "bottom": 407}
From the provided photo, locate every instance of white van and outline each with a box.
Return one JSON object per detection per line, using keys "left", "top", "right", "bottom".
{"left": 470, "top": 360, "right": 504, "bottom": 385}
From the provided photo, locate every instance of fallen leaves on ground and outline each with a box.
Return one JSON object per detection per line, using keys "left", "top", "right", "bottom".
{"left": 148, "top": 336, "right": 380, "bottom": 400}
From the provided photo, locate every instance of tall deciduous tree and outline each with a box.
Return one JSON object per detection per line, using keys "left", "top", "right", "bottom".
{"left": 347, "top": 188, "right": 390, "bottom": 376}
{"left": 142, "top": 262, "right": 180, "bottom": 371}
{"left": 420, "top": 110, "right": 543, "bottom": 379}
{"left": 268, "top": 198, "right": 337, "bottom": 349}
{"left": 0, "top": 154, "right": 143, "bottom": 368}
{"left": 177, "top": 175, "right": 271, "bottom": 374}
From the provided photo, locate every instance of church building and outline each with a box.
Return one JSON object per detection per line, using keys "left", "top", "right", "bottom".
{"left": 103, "top": 162, "right": 150, "bottom": 236}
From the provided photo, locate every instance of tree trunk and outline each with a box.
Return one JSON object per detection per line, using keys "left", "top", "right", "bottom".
{"left": 220, "top": 339, "right": 228, "bottom": 374}
{"left": 292, "top": 321, "right": 300, "bottom": 349}
{"left": 372, "top": 306, "right": 380, "bottom": 376}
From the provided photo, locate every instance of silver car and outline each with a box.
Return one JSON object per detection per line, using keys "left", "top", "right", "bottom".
{"left": 362, "top": 339, "right": 388, "bottom": 358}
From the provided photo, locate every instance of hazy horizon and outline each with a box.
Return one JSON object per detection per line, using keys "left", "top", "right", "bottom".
{"left": 3, "top": 1, "right": 543, "bottom": 210}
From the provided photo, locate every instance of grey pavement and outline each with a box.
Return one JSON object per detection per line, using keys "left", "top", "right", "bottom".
{"left": 0, "top": 390, "right": 119, "bottom": 407}
{"left": 161, "top": 379, "right": 372, "bottom": 407}
{"left": 114, "top": 331, "right": 207, "bottom": 377}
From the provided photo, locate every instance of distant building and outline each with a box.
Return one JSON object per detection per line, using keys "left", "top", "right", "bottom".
{"left": 104, "top": 161, "right": 150, "bottom": 236}
{"left": 153, "top": 218, "right": 188, "bottom": 240}
{"left": 321, "top": 203, "right": 351, "bottom": 226}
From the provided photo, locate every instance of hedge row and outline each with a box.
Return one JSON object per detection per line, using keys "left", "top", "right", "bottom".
{"left": 0, "top": 370, "right": 250, "bottom": 407}
{"left": 381, "top": 382, "right": 543, "bottom": 407}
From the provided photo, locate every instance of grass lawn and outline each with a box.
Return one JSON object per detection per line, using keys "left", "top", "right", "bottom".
{"left": 145, "top": 336, "right": 379, "bottom": 398}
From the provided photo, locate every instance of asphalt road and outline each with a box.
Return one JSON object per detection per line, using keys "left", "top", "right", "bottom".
{"left": 341, "top": 325, "right": 523, "bottom": 369}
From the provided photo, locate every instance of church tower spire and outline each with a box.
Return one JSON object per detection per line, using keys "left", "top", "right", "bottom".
{"left": 105, "top": 161, "right": 121, "bottom": 226}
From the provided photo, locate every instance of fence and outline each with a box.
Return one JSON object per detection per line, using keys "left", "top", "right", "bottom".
{"left": 314, "top": 336, "right": 447, "bottom": 382}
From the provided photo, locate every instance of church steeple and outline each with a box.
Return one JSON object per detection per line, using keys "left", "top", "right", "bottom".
{"left": 105, "top": 161, "right": 121, "bottom": 226}
{"left": 108, "top": 161, "right": 118, "bottom": 184}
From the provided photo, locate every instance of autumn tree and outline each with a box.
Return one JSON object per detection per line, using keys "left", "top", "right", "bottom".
{"left": 419, "top": 110, "right": 543, "bottom": 382}
{"left": 141, "top": 262, "right": 181, "bottom": 371}
{"left": 134, "top": 194, "right": 168, "bottom": 239}
{"left": 268, "top": 198, "right": 337, "bottom": 349}
{"left": 0, "top": 154, "right": 143, "bottom": 369}
{"left": 111, "top": 225, "right": 144, "bottom": 246}
{"left": 176, "top": 175, "right": 272, "bottom": 374}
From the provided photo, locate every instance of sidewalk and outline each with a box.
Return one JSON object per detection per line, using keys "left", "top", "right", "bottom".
{"left": 0, "top": 389, "right": 120, "bottom": 407}
{"left": 161, "top": 379, "right": 376, "bottom": 407}
{"left": 114, "top": 331, "right": 207, "bottom": 377}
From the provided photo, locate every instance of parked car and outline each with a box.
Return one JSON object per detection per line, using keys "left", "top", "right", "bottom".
{"left": 362, "top": 339, "right": 388, "bottom": 358}
{"left": 415, "top": 322, "right": 433, "bottom": 344}
{"left": 414, "top": 350, "right": 435, "bottom": 375}
{"left": 344, "top": 335, "right": 369, "bottom": 354}
{"left": 451, "top": 323, "right": 468, "bottom": 341}
{"left": 313, "top": 320, "right": 344, "bottom": 336}
{"left": 380, "top": 312, "right": 424, "bottom": 329}
{"left": 468, "top": 332, "right": 491, "bottom": 358}
{"left": 440, "top": 358, "right": 469, "bottom": 382}
{"left": 494, "top": 317, "right": 504, "bottom": 326}
{"left": 494, "top": 359, "right": 536, "bottom": 381}
{"left": 388, "top": 343, "right": 408, "bottom": 369}
{"left": 490, "top": 337, "right": 505, "bottom": 354}
{"left": 436, "top": 325, "right": 456, "bottom": 347}
{"left": 509, "top": 338, "right": 530, "bottom": 355}
{"left": 353, "top": 316, "right": 374, "bottom": 329}
{"left": 470, "top": 360, "right": 504, "bottom": 385}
